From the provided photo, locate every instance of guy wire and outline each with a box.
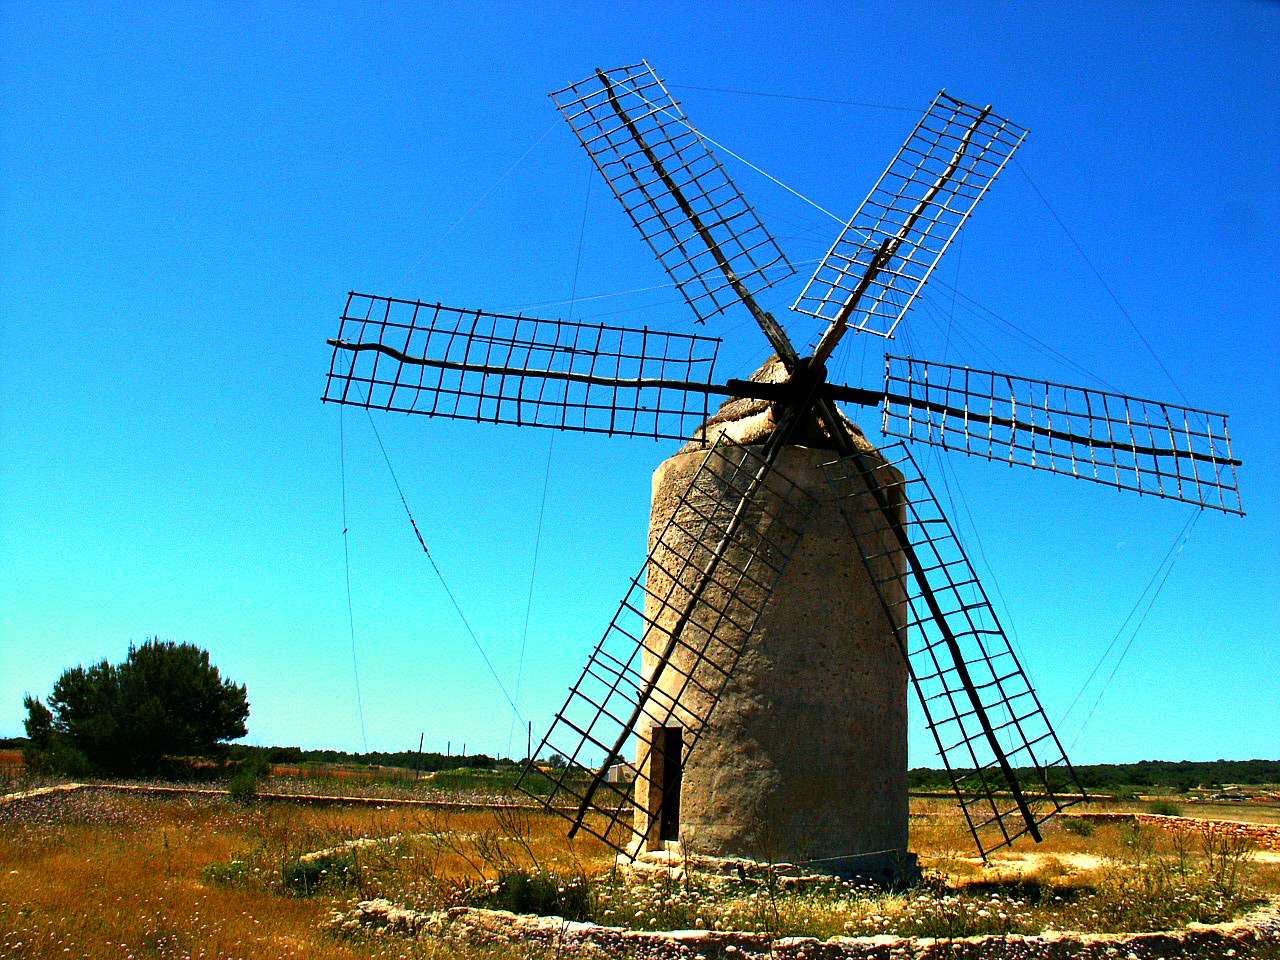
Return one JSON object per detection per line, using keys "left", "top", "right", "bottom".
{"left": 506, "top": 167, "right": 594, "bottom": 757}
{"left": 1015, "top": 158, "right": 1191, "bottom": 407}
{"left": 362, "top": 407, "right": 524, "bottom": 722}
{"left": 629, "top": 85, "right": 845, "bottom": 225}
{"left": 507, "top": 437, "right": 553, "bottom": 758}
{"left": 1067, "top": 507, "right": 1202, "bottom": 748}
{"left": 339, "top": 404, "right": 369, "bottom": 752}
{"left": 392, "top": 120, "right": 559, "bottom": 292}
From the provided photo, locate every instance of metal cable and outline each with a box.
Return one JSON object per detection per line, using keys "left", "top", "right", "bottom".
{"left": 506, "top": 169, "right": 595, "bottom": 757}
{"left": 339, "top": 405, "right": 369, "bottom": 752}
{"left": 392, "top": 120, "right": 559, "bottom": 291}
{"left": 1014, "top": 158, "right": 1191, "bottom": 406}
{"left": 507, "top": 435, "right": 553, "bottom": 757}
{"left": 1067, "top": 508, "right": 1202, "bottom": 747}
{"left": 362, "top": 408, "right": 525, "bottom": 722}
{"left": 622, "top": 84, "right": 846, "bottom": 226}
{"left": 1061, "top": 506, "right": 1199, "bottom": 727}
{"left": 923, "top": 279, "right": 1120, "bottom": 392}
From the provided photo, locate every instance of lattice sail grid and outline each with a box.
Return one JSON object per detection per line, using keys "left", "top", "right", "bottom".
{"left": 551, "top": 62, "right": 794, "bottom": 323}
{"left": 882, "top": 355, "right": 1244, "bottom": 515}
{"left": 822, "top": 444, "right": 1083, "bottom": 858}
{"left": 519, "top": 440, "right": 816, "bottom": 856}
{"left": 793, "top": 91, "right": 1026, "bottom": 339}
{"left": 323, "top": 293, "right": 722, "bottom": 442}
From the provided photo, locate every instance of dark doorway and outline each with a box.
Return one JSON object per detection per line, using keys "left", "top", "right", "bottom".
{"left": 659, "top": 726, "right": 683, "bottom": 842}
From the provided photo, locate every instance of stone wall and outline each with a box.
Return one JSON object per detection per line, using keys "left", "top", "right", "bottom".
{"left": 1067, "top": 812, "right": 1280, "bottom": 851}
{"left": 334, "top": 898, "right": 1280, "bottom": 959}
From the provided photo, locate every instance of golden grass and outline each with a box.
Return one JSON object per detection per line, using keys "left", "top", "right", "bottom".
{"left": 2, "top": 785, "right": 1276, "bottom": 958}
{"left": 0, "top": 790, "right": 559, "bottom": 959}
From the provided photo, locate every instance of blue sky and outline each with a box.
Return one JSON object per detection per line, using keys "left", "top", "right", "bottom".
{"left": 2, "top": 0, "right": 1276, "bottom": 767}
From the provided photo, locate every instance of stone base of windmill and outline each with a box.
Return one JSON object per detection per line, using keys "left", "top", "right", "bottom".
{"left": 632, "top": 434, "right": 917, "bottom": 890}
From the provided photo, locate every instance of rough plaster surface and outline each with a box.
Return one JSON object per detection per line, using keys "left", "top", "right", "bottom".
{"left": 635, "top": 443, "right": 909, "bottom": 867}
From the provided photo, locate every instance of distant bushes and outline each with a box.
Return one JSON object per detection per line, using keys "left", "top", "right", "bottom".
{"left": 225, "top": 743, "right": 520, "bottom": 774}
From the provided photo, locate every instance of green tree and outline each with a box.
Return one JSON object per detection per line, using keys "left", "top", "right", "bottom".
{"left": 22, "top": 694, "right": 53, "bottom": 747}
{"left": 23, "top": 639, "right": 249, "bottom": 775}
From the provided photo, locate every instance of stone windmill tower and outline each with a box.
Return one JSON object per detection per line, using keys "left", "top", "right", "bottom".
{"left": 323, "top": 62, "right": 1243, "bottom": 877}
{"left": 631, "top": 380, "right": 912, "bottom": 876}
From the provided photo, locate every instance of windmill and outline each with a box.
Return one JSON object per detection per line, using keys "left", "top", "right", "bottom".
{"left": 322, "top": 62, "right": 1243, "bottom": 877}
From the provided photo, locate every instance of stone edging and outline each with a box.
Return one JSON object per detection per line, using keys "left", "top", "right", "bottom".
{"left": 1066, "top": 811, "right": 1280, "bottom": 851}
{"left": 333, "top": 898, "right": 1280, "bottom": 959}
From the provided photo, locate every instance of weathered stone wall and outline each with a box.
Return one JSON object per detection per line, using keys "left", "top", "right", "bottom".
{"left": 1067, "top": 812, "right": 1280, "bottom": 851}
{"left": 634, "top": 444, "right": 909, "bottom": 869}
{"left": 335, "top": 898, "right": 1280, "bottom": 959}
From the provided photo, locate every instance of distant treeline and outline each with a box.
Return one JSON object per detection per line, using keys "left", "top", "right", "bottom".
{"left": 0, "top": 736, "right": 519, "bottom": 772}
{"left": 909, "top": 759, "right": 1280, "bottom": 793}
{"left": 224, "top": 743, "right": 521, "bottom": 773}
{"left": 2, "top": 736, "right": 1274, "bottom": 790}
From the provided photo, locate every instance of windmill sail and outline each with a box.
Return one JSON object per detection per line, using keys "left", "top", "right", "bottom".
{"left": 551, "top": 62, "right": 794, "bottom": 326}
{"left": 323, "top": 292, "right": 723, "bottom": 441}
{"left": 519, "top": 438, "right": 817, "bottom": 855}
{"left": 822, "top": 442, "right": 1084, "bottom": 859}
{"left": 881, "top": 355, "right": 1244, "bottom": 515}
{"left": 322, "top": 65, "right": 1244, "bottom": 868}
{"left": 796, "top": 92, "right": 1026, "bottom": 344}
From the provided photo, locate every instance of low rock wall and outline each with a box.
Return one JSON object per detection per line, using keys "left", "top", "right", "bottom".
{"left": 333, "top": 898, "right": 1280, "bottom": 959}
{"left": 1067, "top": 812, "right": 1280, "bottom": 851}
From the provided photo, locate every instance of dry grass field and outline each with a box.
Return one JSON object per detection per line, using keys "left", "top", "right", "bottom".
{"left": 2, "top": 772, "right": 1278, "bottom": 960}
{"left": 0, "top": 787, "right": 550, "bottom": 960}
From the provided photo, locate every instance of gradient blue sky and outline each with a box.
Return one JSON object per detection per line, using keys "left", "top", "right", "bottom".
{"left": 2, "top": 1, "right": 1276, "bottom": 767}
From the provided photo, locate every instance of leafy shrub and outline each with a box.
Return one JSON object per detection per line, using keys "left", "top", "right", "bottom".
{"left": 1147, "top": 799, "right": 1182, "bottom": 816}
{"left": 227, "top": 770, "right": 258, "bottom": 804}
{"left": 203, "top": 858, "right": 253, "bottom": 886}
{"left": 226, "top": 757, "right": 270, "bottom": 804}
{"left": 22, "top": 740, "right": 92, "bottom": 778}
{"left": 469, "top": 868, "right": 592, "bottom": 921}
{"left": 1061, "top": 817, "right": 1095, "bottom": 836}
{"left": 283, "top": 852, "right": 360, "bottom": 895}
